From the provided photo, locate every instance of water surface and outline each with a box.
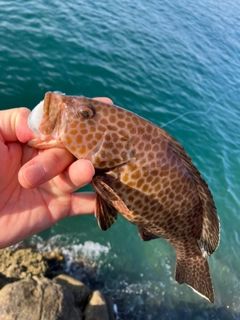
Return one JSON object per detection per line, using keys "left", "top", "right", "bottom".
{"left": 0, "top": 0, "right": 239, "bottom": 318}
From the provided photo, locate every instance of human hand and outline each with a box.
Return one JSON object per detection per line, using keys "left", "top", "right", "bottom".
{"left": 0, "top": 97, "right": 112, "bottom": 248}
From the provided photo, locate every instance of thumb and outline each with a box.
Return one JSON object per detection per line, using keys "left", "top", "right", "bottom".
{"left": 0, "top": 108, "right": 34, "bottom": 143}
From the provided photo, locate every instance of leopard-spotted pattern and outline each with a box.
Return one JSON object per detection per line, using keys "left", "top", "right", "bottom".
{"left": 28, "top": 92, "right": 220, "bottom": 303}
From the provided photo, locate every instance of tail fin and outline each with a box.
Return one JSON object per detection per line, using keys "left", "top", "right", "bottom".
{"left": 175, "top": 255, "right": 214, "bottom": 303}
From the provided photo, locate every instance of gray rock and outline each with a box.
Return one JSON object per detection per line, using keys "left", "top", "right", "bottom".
{"left": 0, "top": 276, "right": 82, "bottom": 320}
{"left": 53, "top": 274, "right": 92, "bottom": 311}
{"left": 0, "top": 248, "right": 115, "bottom": 319}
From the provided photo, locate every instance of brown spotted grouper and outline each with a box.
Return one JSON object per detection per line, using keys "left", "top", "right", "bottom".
{"left": 28, "top": 92, "right": 220, "bottom": 302}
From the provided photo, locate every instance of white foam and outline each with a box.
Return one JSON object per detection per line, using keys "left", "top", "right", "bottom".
{"left": 29, "top": 236, "right": 110, "bottom": 261}
{"left": 60, "top": 240, "right": 110, "bottom": 265}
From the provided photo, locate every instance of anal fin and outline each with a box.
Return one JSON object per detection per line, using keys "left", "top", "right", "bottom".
{"left": 95, "top": 193, "right": 118, "bottom": 231}
{"left": 175, "top": 254, "right": 214, "bottom": 303}
{"left": 138, "top": 226, "right": 159, "bottom": 241}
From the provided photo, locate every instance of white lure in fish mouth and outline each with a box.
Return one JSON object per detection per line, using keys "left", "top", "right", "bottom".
{"left": 28, "top": 100, "right": 44, "bottom": 134}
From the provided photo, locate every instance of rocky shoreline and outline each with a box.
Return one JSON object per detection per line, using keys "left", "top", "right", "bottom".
{"left": 0, "top": 247, "right": 116, "bottom": 320}
{"left": 0, "top": 246, "right": 237, "bottom": 320}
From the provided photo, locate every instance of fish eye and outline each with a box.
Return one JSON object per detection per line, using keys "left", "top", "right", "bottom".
{"left": 76, "top": 105, "right": 95, "bottom": 119}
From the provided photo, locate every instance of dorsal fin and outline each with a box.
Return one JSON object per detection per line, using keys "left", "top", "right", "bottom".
{"left": 161, "top": 129, "right": 220, "bottom": 256}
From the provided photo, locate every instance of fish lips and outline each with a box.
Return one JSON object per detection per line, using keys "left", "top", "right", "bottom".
{"left": 28, "top": 100, "right": 44, "bottom": 134}
{"left": 28, "top": 91, "right": 65, "bottom": 134}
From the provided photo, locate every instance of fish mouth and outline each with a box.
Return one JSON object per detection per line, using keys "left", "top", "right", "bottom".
{"left": 28, "top": 91, "right": 65, "bottom": 134}
{"left": 28, "top": 100, "right": 44, "bottom": 134}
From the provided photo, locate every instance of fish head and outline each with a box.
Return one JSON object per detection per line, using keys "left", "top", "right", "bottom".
{"left": 28, "top": 91, "right": 134, "bottom": 168}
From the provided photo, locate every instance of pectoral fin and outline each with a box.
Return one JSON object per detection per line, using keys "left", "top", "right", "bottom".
{"left": 92, "top": 174, "right": 132, "bottom": 228}
{"left": 95, "top": 193, "right": 118, "bottom": 230}
{"left": 138, "top": 226, "right": 159, "bottom": 241}
{"left": 91, "top": 131, "right": 135, "bottom": 169}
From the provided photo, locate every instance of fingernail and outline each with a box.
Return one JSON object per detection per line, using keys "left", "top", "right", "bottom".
{"left": 85, "top": 160, "right": 95, "bottom": 176}
{"left": 23, "top": 164, "right": 46, "bottom": 187}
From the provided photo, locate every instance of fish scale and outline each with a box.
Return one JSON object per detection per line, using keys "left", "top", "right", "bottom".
{"left": 28, "top": 91, "right": 220, "bottom": 303}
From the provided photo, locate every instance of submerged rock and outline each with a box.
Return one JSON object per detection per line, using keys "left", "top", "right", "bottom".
{"left": 84, "top": 290, "right": 111, "bottom": 320}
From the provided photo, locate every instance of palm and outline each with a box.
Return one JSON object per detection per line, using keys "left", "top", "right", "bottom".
{"left": 0, "top": 138, "right": 95, "bottom": 248}
{"left": 0, "top": 141, "right": 69, "bottom": 245}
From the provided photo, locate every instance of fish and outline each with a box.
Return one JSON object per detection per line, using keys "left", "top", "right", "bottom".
{"left": 28, "top": 91, "right": 220, "bottom": 303}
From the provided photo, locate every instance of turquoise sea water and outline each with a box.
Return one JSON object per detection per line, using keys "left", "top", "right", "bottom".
{"left": 0, "top": 0, "right": 240, "bottom": 318}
